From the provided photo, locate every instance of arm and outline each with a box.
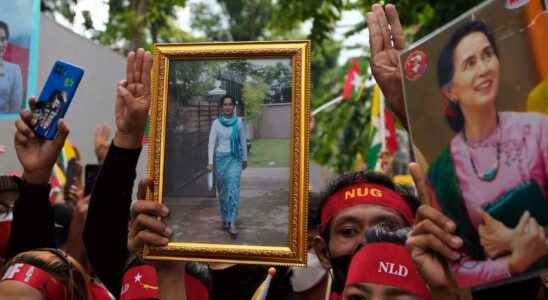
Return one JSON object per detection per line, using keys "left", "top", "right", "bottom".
{"left": 9, "top": 65, "right": 23, "bottom": 113}
{"left": 208, "top": 121, "right": 217, "bottom": 166}
{"left": 450, "top": 255, "right": 511, "bottom": 288}
{"left": 240, "top": 120, "right": 248, "bottom": 163}
{"left": 7, "top": 103, "right": 70, "bottom": 257}
{"left": 6, "top": 181, "right": 54, "bottom": 258}
{"left": 83, "top": 144, "right": 141, "bottom": 295}
{"left": 156, "top": 263, "right": 187, "bottom": 300}
{"left": 83, "top": 48, "right": 152, "bottom": 297}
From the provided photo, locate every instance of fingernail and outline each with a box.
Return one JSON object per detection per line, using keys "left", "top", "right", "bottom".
{"left": 161, "top": 206, "right": 169, "bottom": 216}
{"left": 452, "top": 236, "right": 463, "bottom": 246}
{"left": 161, "top": 238, "right": 169, "bottom": 244}
{"left": 446, "top": 221, "right": 455, "bottom": 231}
{"left": 451, "top": 251, "right": 461, "bottom": 260}
{"left": 165, "top": 227, "right": 173, "bottom": 237}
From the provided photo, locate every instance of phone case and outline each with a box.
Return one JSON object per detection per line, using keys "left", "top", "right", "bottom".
{"left": 34, "top": 61, "right": 84, "bottom": 140}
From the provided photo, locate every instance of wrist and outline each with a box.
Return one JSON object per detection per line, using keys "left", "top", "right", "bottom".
{"left": 23, "top": 170, "right": 51, "bottom": 185}
{"left": 113, "top": 131, "right": 143, "bottom": 149}
{"left": 508, "top": 255, "right": 527, "bottom": 274}
{"left": 155, "top": 262, "right": 186, "bottom": 278}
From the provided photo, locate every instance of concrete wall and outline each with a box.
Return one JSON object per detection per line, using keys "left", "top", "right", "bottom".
{"left": 0, "top": 15, "right": 148, "bottom": 179}
{"left": 258, "top": 103, "right": 290, "bottom": 139}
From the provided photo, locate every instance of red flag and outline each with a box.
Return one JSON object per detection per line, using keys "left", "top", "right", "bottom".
{"left": 342, "top": 59, "right": 361, "bottom": 100}
{"left": 385, "top": 109, "right": 397, "bottom": 154}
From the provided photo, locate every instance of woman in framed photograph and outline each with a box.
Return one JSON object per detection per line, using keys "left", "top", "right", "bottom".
{"left": 207, "top": 95, "right": 248, "bottom": 238}
{"left": 0, "top": 21, "right": 23, "bottom": 113}
{"left": 427, "top": 20, "right": 548, "bottom": 287}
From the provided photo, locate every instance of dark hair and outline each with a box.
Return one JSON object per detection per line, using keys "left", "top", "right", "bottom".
{"left": 219, "top": 95, "right": 236, "bottom": 107}
{"left": 308, "top": 192, "right": 321, "bottom": 231}
{"left": 437, "top": 20, "right": 499, "bottom": 132}
{"left": 318, "top": 171, "right": 420, "bottom": 242}
{"left": 0, "top": 249, "right": 91, "bottom": 300}
{"left": 0, "top": 21, "right": 9, "bottom": 40}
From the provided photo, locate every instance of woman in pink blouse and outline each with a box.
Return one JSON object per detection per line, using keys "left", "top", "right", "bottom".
{"left": 426, "top": 20, "right": 548, "bottom": 288}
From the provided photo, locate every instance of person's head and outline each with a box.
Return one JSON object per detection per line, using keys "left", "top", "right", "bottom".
{"left": 0, "top": 21, "right": 9, "bottom": 58}
{"left": 313, "top": 171, "right": 419, "bottom": 261}
{"left": 0, "top": 249, "right": 91, "bottom": 300}
{"left": 312, "top": 171, "right": 420, "bottom": 294}
{"left": 219, "top": 95, "right": 236, "bottom": 117}
{"left": 343, "top": 226, "right": 430, "bottom": 300}
{"left": 438, "top": 20, "right": 500, "bottom": 132}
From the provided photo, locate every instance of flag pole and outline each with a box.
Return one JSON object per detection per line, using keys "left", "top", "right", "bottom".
{"left": 379, "top": 90, "right": 386, "bottom": 153}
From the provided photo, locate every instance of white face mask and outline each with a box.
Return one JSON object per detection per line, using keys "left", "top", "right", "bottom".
{"left": 290, "top": 250, "right": 328, "bottom": 292}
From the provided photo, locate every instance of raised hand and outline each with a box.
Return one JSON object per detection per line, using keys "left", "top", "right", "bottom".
{"left": 14, "top": 99, "right": 69, "bottom": 184}
{"left": 368, "top": 4, "right": 407, "bottom": 124}
{"left": 114, "top": 48, "right": 153, "bottom": 149}
{"left": 94, "top": 123, "right": 111, "bottom": 163}
{"left": 406, "top": 163, "right": 461, "bottom": 288}
{"left": 478, "top": 210, "right": 513, "bottom": 259}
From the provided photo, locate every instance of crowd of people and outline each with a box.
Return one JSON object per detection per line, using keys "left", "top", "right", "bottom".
{"left": 0, "top": 3, "right": 547, "bottom": 300}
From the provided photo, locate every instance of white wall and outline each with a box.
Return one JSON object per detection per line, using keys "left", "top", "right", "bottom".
{"left": 0, "top": 15, "right": 148, "bottom": 180}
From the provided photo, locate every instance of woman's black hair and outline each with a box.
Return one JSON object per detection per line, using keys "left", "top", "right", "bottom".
{"left": 317, "top": 171, "right": 420, "bottom": 243}
{"left": 437, "top": 20, "right": 499, "bottom": 132}
{"left": 219, "top": 94, "right": 236, "bottom": 107}
{"left": 0, "top": 21, "right": 9, "bottom": 39}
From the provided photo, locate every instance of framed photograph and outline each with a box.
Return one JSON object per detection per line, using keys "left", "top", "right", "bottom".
{"left": 0, "top": 0, "right": 40, "bottom": 119}
{"left": 143, "top": 41, "right": 310, "bottom": 266}
{"left": 400, "top": 0, "right": 548, "bottom": 290}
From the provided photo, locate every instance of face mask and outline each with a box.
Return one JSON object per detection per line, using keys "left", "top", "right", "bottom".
{"left": 329, "top": 254, "right": 353, "bottom": 294}
{"left": 290, "top": 251, "right": 328, "bottom": 292}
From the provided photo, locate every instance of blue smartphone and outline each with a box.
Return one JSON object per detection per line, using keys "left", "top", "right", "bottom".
{"left": 33, "top": 61, "right": 84, "bottom": 140}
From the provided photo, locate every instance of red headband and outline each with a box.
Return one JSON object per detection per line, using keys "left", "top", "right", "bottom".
{"left": 1, "top": 263, "right": 66, "bottom": 299}
{"left": 120, "top": 265, "right": 160, "bottom": 300}
{"left": 345, "top": 243, "right": 431, "bottom": 300}
{"left": 320, "top": 183, "right": 414, "bottom": 232}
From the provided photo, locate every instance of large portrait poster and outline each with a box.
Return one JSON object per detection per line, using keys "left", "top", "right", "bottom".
{"left": 401, "top": 0, "right": 548, "bottom": 290}
{"left": 0, "top": 0, "right": 40, "bottom": 119}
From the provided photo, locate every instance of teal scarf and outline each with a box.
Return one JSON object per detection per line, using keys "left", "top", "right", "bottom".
{"left": 218, "top": 113, "right": 242, "bottom": 161}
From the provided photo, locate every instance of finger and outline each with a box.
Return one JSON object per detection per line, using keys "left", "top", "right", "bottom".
{"left": 132, "top": 213, "right": 171, "bottom": 238}
{"left": 126, "top": 51, "right": 136, "bottom": 84}
{"left": 479, "top": 209, "right": 497, "bottom": 225}
{"left": 373, "top": 4, "right": 392, "bottom": 49}
{"left": 14, "top": 131, "right": 29, "bottom": 146}
{"left": 409, "top": 162, "right": 432, "bottom": 206}
{"left": 117, "top": 85, "right": 133, "bottom": 107}
{"left": 412, "top": 218, "right": 463, "bottom": 249}
{"left": 28, "top": 97, "right": 38, "bottom": 111}
{"left": 131, "top": 200, "right": 170, "bottom": 218}
{"left": 52, "top": 119, "right": 70, "bottom": 150}
{"left": 527, "top": 217, "right": 541, "bottom": 238}
{"left": 385, "top": 4, "right": 405, "bottom": 50}
{"left": 134, "top": 230, "right": 169, "bottom": 247}
{"left": 415, "top": 204, "right": 456, "bottom": 233}
{"left": 367, "top": 12, "right": 384, "bottom": 58}
{"left": 515, "top": 211, "right": 531, "bottom": 234}
{"left": 20, "top": 110, "right": 35, "bottom": 129}
{"left": 118, "top": 79, "right": 128, "bottom": 88}
{"left": 15, "top": 119, "right": 35, "bottom": 139}
{"left": 406, "top": 234, "right": 460, "bottom": 261}
{"left": 141, "top": 51, "right": 153, "bottom": 95}
{"left": 137, "top": 177, "right": 154, "bottom": 200}
{"left": 134, "top": 48, "right": 144, "bottom": 86}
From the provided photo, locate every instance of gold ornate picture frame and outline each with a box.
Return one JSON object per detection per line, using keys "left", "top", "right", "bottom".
{"left": 144, "top": 41, "right": 310, "bottom": 266}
